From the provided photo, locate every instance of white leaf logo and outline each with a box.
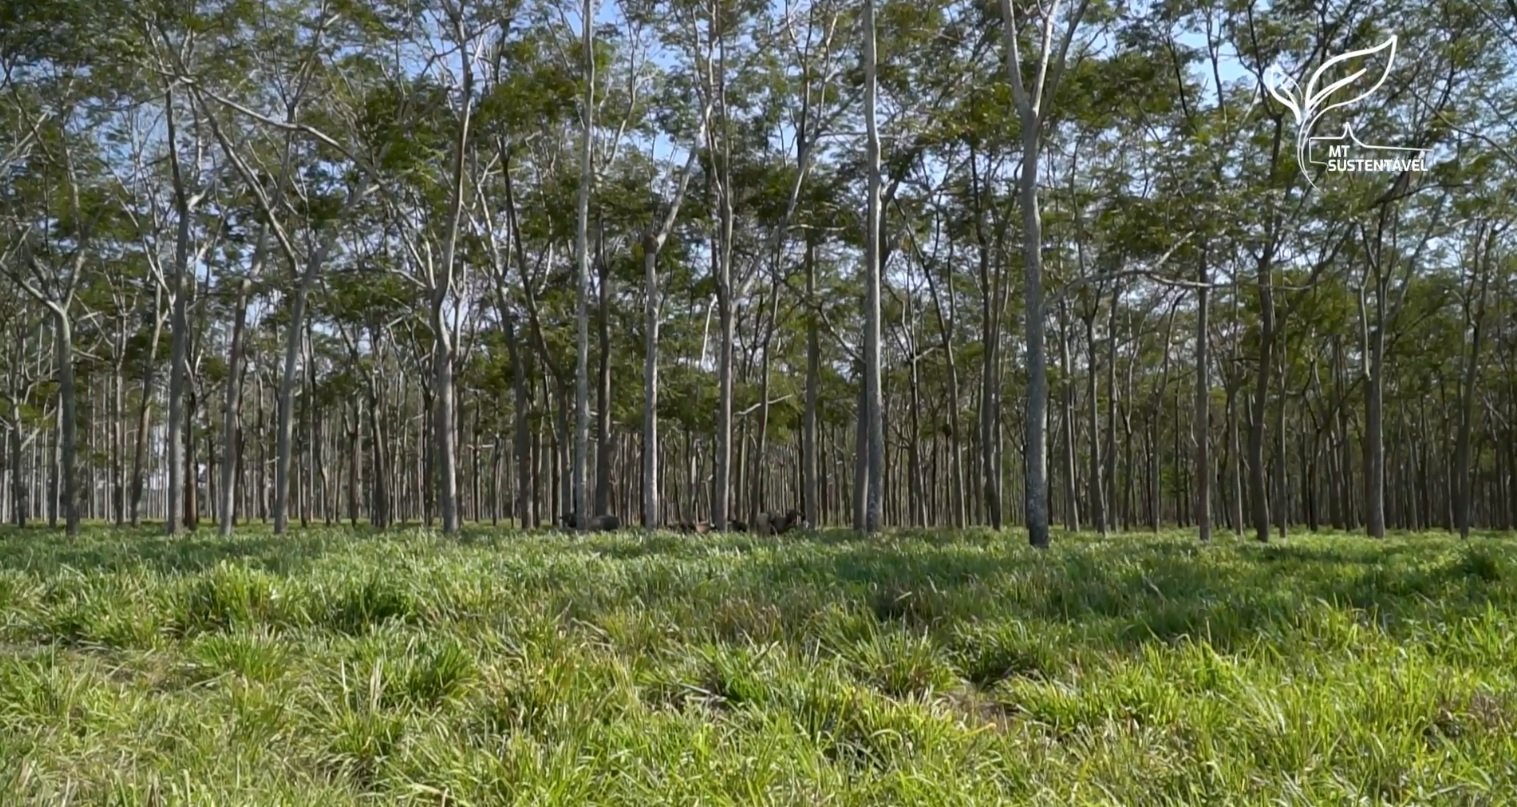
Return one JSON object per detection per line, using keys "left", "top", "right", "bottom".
{"left": 1264, "top": 36, "right": 1400, "bottom": 189}
{"left": 1264, "top": 63, "right": 1302, "bottom": 125}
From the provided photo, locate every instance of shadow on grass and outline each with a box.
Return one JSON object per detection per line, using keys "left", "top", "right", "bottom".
{"left": 3, "top": 522, "right": 1510, "bottom": 659}
{"left": 747, "top": 531, "right": 1515, "bottom": 654}
{"left": 0, "top": 523, "right": 346, "bottom": 575}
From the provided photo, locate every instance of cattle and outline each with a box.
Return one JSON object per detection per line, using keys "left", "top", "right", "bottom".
{"left": 753, "top": 509, "right": 804, "bottom": 535}
{"left": 558, "top": 513, "right": 621, "bottom": 531}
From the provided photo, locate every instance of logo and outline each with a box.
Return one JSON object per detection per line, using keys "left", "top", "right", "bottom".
{"left": 1263, "top": 35, "right": 1429, "bottom": 189}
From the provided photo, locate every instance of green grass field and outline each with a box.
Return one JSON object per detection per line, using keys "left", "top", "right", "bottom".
{"left": 0, "top": 525, "right": 1513, "bottom": 805}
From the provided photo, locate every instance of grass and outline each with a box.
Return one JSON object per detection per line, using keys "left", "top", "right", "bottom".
{"left": 0, "top": 523, "right": 1514, "bottom": 805}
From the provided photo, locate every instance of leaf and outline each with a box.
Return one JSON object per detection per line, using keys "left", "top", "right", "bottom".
{"left": 1302, "top": 35, "right": 1397, "bottom": 124}
{"left": 1263, "top": 63, "right": 1302, "bottom": 125}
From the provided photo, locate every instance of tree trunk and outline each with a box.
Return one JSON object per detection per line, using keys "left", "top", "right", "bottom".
{"left": 111, "top": 348, "right": 124, "bottom": 526}
{"left": 367, "top": 378, "right": 390, "bottom": 528}
{"left": 1363, "top": 291, "right": 1386, "bottom": 539}
{"left": 1058, "top": 303, "right": 1080, "bottom": 531}
{"left": 130, "top": 288, "right": 164, "bottom": 526}
{"left": 217, "top": 277, "right": 250, "bottom": 535}
{"left": 853, "top": 379, "right": 867, "bottom": 531}
{"left": 1104, "top": 302, "right": 1119, "bottom": 531}
{"left": 1193, "top": 253, "right": 1211, "bottom": 541}
{"left": 750, "top": 275, "right": 781, "bottom": 524}
{"left": 1018, "top": 128, "right": 1050, "bottom": 548}
{"left": 347, "top": 404, "right": 360, "bottom": 526}
{"left": 55, "top": 313, "right": 79, "bottom": 536}
{"left": 802, "top": 236, "right": 820, "bottom": 527}
{"left": 1084, "top": 314, "right": 1104, "bottom": 535}
{"left": 642, "top": 237, "right": 663, "bottom": 529}
{"left": 713, "top": 250, "right": 735, "bottom": 528}
{"left": 505, "top": 314, "right": 533, "bottom": 530}
{"left": 1275, "top": 362, "right": 1288, "bottom": 538}
{"left": 1248, "top": 265, "right": 1275, "bottom": 542}
{"left": 572, "top": 0, "right": 597, "bottom": 531}
{"left": 861, "top": 0, "right": 885, "bottom": 533}
{"left": 185, "top": 383, "right": 199, "bottom": 530}
{"left": 1455, "top": 240, "right": 1491, "bottom": 538}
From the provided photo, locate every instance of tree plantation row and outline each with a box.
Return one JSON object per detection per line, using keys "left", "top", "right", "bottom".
{"left": 2, "top": 0, "right": 1515, "bottom": 545}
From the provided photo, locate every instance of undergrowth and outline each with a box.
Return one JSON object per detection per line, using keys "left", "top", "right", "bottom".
{"left": 0, "top": 524, "right": 1513, "bottom": 805}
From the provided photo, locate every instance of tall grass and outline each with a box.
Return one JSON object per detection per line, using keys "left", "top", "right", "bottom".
{"left": 0, "top": 524, "right": 1513, "bottom": 804}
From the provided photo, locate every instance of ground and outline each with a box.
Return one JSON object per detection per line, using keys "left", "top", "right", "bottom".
{"left": 0, "top": 524, "right": 1513, "bottom": 805}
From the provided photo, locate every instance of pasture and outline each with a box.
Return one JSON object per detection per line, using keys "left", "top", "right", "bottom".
{"left": 0, "top": 526, "right": 1513, "bottom": 805}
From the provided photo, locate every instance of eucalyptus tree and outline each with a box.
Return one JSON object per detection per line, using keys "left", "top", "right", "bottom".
{"left": 134, "top": 14, "right": 221, "bottom": 535}
{"left": 0, "top": 0, "right": 137, "bottom": 536}
{"left": 998, "top": 0, "right": 1093, "bottom": 547}
{"left": 572, "top": 0, "right": 598, "bottom": 531}
{"left": 183, "top": 1, "right": 383, "bottom": 535}
{"left": 621, "top": 0, "right": 711, "bottom": 528}
{"left": 859, "top": 0, "right": 884, "bottom": 532}
{"left": 376, "top": 0, "right": 503, "bottom": 535}
{"left": 667, "top": 0, "right": 766, "bottom": 530}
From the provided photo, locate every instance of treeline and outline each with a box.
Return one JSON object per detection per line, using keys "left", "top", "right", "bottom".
{"left": 2, "top": 0, "right": 1515, "bottom": 542}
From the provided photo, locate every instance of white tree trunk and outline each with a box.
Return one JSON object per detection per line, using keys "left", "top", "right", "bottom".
{"left": 573, "top": 0, "right": 597, "bottom": 531}
{"left": 219, "top": 277, "right": 250, "bottom": 536}
{"left": 861, "top": 0, "right": 884, "bottom": 533}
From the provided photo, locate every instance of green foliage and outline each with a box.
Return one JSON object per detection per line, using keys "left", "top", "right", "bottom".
{"left": 0, "top": 525, "right": 1515, "bottom": 803}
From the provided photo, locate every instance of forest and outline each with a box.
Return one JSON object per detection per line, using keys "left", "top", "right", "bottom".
{"left": 3, "top": 0, "right": 1516, "bottom": 545}
{"left": 7, "top": 0, "right": 1517, "bottom": 802}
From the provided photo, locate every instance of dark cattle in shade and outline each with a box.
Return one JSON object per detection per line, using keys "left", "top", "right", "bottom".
{"left": 754, "top": 509, "right": 804, "bottom": 535}
{"left": 558, "top": 513, "right": 621, "bottom": 531}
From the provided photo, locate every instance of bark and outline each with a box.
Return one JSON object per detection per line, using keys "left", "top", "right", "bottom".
{"left": 1017, "top": 126, "right": 1050, "bottom": 548}
{"left": 1361, "top": 270, "right": 1387, "bottom": 539}
{"left": 130, "top": 287, "right": 164, "bottom": 525}
{"left": 970, "top": 147, "right": 1003, "bottom": 531}
{"left": 1456, "top": 226, "right": 1494, "bottom": 538}
{"left": 271, "top": 184, "right": 371, "bottom": 533}
{"left": 429, "top": 5, "right": 476, "bottom": 535}
{"left": 905, "top": 313, "right": 926, "bottom": 526}
{"left": 921, "top": 231, "right": 966, "bottom": 528}
{"left": 217, "top": 278, "right": 251, "bottom": 535}
{"left": 504, "top": 314, "right": 533, "bottom": 529}
{"left": 802, "top": 236, "right": 820, "bottom": 526}
{"left": 1058, "top": 302, "right": 1079, "bottom": 531}
{"left": 10, "top": 329, "right": 29, "bottom": 527}
{"left": 367, "top": 373, "right": 391, "bottom": 528}
{"left": 1193, "top": 252, "right": 1211, "bottom": 541}
{"left": 185, "top": 384, "right": 200, "bottom": 530}
{"left": 712, "top": 205, "right": 736, "bottom": 527}
{"left": 1275, "top": 361, "right": 1288, "bottom": 538}
{"left": 861, "top": 0, "right": 885, "bottom": 533}
{"left": 55, "top": 313, "right": 78, "bottom": 536}
{"left": 1104, "top": 298, "right": 1119, "bottom": 531}
{"left": 346, "top": 404, "right": 360, "bottom": 526}
{"left": 853, "top": 377, "right": 867, "bottom": 530}
{"left": 1084, "top": 312, "right": 1104, "bottom": 535}
{"left": 573, "top": 0, "right": 597, "bottom": 531}
{"left": 750, "top": 274, "right": 781, "bottom": 523}
{"left": 1248, "top": 260, "right": 1275, "bottom": 542}
{"left": 111, "top": 335, "right": 124, "bottom": 526}
{"left": 595, "top": 231, "right": 613, "bottom": 515}
{"left": 642, "top": 234, "right": 664, "bottom": 528}
{"left": 996, "top": 0, "right": 1083, "bottom": 546}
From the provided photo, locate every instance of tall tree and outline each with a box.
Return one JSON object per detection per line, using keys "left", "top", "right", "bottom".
{"left": 999, "top": 0, "right": 1092, "bottom": 547}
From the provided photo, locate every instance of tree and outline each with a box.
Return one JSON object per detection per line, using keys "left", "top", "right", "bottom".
{"left": 860, "top": 0, "right": 884, "bottom": 533}
{"left": 573, "top": 0, "right": 597, "bottom": 531}
{"left": 999, "top": 0, "right": 1092, "bottom": 547}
